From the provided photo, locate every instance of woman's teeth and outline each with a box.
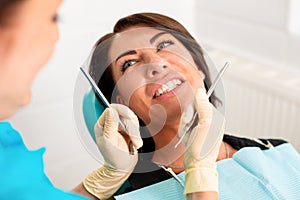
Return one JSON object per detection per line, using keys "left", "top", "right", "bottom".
{"left": 155, "top": 79, "right": 182, "bottom": 98}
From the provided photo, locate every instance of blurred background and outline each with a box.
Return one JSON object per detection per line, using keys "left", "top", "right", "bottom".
{"left": 8, "top": 0, "right": 300, "bottom": 190}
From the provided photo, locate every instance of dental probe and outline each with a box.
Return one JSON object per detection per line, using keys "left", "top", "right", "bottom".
{"left": 80, "top": 67, "right": 135, "bottom": 155}
{"left": 174, "top": 62, "right": 229, "bottom": 149}
{"left": 207, "top": 62, "right": 229, "bottom": 98}
{"left": 161, "top": 166, "right": 184, "bottom": 187}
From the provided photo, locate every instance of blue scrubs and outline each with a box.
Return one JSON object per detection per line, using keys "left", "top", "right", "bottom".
{"left": 0, "top": 122, "right": 90, "bottom": 200}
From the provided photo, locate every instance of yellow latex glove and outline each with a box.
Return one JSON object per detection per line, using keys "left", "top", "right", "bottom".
{"left": 83, "top": 104, "right": 143, "bottom": 200}
{"left": 178, "top": 88, "right": 225, "bottom": 195}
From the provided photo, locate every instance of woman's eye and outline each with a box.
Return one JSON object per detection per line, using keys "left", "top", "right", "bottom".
{"left": 157, "top": 40, "right": 174, "bottom": 51}
{"left": 122, "top": 60, "right": 137, "bottom": 72}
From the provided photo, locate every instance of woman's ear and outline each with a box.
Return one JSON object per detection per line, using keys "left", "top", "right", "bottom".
{"left": 116, "top": 95, "right": 127, "bottom": 105}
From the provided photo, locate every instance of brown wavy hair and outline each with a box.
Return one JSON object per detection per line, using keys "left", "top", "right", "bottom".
{"left": 89, "top": 12, "right": 219, "bottom": 107}
{"left": 0, "top": 0, "right": 24, "bottom": 26}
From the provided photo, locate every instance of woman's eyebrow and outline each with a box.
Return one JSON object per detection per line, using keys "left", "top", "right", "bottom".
{"left": 115, "top": 50, "right": 137, "bottom": 63}
{"left": 150, "top": 31, "right": 168, "bottom": 44}
{"left": 115, "top": 31, "right": 168, "bottom": 63}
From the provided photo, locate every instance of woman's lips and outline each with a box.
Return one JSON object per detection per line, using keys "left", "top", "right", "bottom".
{"left": 150, "top": 74, "right": 186, "bottom": 101}
{"left": 153, "top": 78, "right": 183, "bottom": 98}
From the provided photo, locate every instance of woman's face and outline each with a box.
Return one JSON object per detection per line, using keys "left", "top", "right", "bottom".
{"left": 0, "top": 0, "right": 62, "bottom": 119}
{"left": 109, "top": 27, "right": 205, "bottom": 128}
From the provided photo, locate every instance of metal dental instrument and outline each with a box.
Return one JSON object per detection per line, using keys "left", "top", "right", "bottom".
{"left": 80, "top": 67, "right": 135, "bottom": 155}
{"left": 207, "top": 62, "right": 229, "bottom": 98}
{"left": 174, "top": 62, "right": 229, "bottom": 149}
{"left": 161, "top": 166, "right": 184, "bottom": 187}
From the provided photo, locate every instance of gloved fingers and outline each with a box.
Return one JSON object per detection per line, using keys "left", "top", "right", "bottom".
{"left": 94, "top": 108, "right": 119, "bottom": 138}
{"left": 177, "top": 88, "right": 212, "bottom": 147}
{"left": 204, "top": 107, "right": 226, "bottom": 154}
{"left": 92, "top": 106, "right": 139, "bottom": 172}
{"left": 122, "top": 120, "right": 143, "bottom": 150}
{"left": 97, "top": 135, "right": 139, "bottom": 171}
{"left": 94, "top": 107, "right": 133, "bottom": 154}
{"left": 177, "top": 103, "right": 195, "bottom": 139}
{"left": 183, "top": 88, "right": 226, "bottom": 159}
{"left": 94, "top": 122, "right": 130, "bottom": 156}
{"left": 185, "top": 125, "right": 209, "bottom": 158}
{"left": 186, "top": 107, "right": 225, "bottom": 160}
{"left": 111, "top": 104, "right": 143, "bottom": 149}
{"left": 194, "top": 88, "right": 213, "bottom": 125}
{"left": 199, "top": 119, "right": 225, "bottom": 161}
{"left": 110, "top": 104, "right": 138, "bottom": 122}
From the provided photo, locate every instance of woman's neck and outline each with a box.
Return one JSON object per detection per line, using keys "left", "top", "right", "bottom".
{"left": 152, "top": 123, "right": 178, "bottom": 149}
{"left": 150, "top": 119, "right": 185, "bottom": 172}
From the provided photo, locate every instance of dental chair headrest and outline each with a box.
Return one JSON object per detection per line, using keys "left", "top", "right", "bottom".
{"left": 82, "top": 90, "right": 105, "bottom": 142}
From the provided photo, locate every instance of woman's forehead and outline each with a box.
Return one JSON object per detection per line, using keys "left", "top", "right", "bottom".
{"left": 109, "top": 27, "right": 177, "bottom": 60}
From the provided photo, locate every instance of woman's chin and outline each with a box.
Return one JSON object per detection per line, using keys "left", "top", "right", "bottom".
{"left": 20, "top": 91, "right": 32, "bottom": 106}
{"left": 0, "top": 103, "right": 20, "bottom": 120}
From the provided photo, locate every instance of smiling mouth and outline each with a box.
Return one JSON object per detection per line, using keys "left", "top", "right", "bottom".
{"left": 154, "top": 79, "right": 183, "bottom": 98}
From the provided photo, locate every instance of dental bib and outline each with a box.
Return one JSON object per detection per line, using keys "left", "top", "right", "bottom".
{"left": 218, "top": 143, "right": 300, "bottom": 200}
{"left": 115, "top": 143, "right": 300, "bottom": 200}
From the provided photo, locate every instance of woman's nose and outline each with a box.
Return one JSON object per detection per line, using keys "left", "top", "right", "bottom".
{"left": 145, "top": 53, "right": 169, "bottom": 79}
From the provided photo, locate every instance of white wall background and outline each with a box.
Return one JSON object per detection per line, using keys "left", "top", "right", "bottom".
{"left": 8, "top": 0, "right": 300, "bottom": 191}
{"left": 193, "top": 0, "right": 300, "bottom": 150}
{"left": 194, "top": 0, "right": 300, "bottom": 71}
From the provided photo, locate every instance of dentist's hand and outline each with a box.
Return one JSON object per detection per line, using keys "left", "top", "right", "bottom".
{"left": 178, "top": 88, "right": 225, "bottom": 196}
{"left": 83, "top": 104, "right": 143, "bottom": 200}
